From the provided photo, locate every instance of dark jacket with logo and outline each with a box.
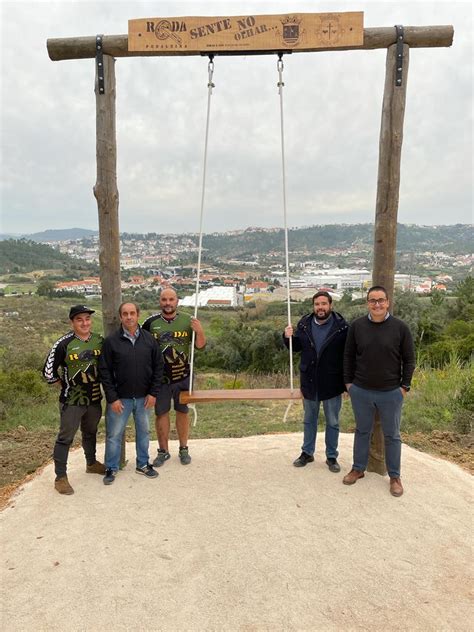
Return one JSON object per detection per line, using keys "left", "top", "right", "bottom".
{"left": 99, "top": 326, "right": 163, "bottom": 403}
{"left": 283, "top": 311, "right": 348, "bottom": 401}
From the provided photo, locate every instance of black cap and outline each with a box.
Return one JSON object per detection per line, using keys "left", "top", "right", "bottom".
{"left": 69, "top": 305, "right": 95, "bottom": 319}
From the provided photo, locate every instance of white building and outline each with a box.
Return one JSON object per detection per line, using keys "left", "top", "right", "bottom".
{"left": 291, "top": 268, "right": 372, "bottom": 290}
{"left": 179, "top": 286, "right": 240, "bottom": 308}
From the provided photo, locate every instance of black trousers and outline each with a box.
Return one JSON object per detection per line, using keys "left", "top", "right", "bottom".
{"left": 53, "top": 403, "right": 102, "bottom": 477}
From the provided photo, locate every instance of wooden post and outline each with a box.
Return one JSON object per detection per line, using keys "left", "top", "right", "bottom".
{"left": 93, "top": 54, "right": 124, "bottom": 463}
{"left": 370, "top": 41, "right": 410, "bottom": 475}
{"left": 93, "top": 54, "right": 121, "bottom": 336}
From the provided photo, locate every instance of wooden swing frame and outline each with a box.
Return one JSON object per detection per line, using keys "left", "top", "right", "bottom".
{"left": 47, "top": 15, "right": 453, "bottom": 413}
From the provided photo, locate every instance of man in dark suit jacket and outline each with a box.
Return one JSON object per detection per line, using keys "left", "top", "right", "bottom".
{"left": 284, "top": 291, "right": 348, "bottom": 472}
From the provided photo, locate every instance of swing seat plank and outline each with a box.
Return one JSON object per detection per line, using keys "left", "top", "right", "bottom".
{"left": 179, "top": 388, "right": 302, "bottom": 404}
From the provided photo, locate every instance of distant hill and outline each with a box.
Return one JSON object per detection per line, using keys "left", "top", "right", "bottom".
{"left": 0, "top": 239, "right": 97, "bottom": 275}
{"left": 24, "top": 228, "right": 98, "bottom": 242}
{"left": 197, "top": 223, "right": 473, "bottom": 258}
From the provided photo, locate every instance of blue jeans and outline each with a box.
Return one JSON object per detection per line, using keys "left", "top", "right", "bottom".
{"left": 302, "top": 395, "right": 341, "bottom": 459}
{"left": 349, "top": 384, "right": 403, "bottom": 478}
{"left": 105, "top": 398, "right": 151, "bottom": 471}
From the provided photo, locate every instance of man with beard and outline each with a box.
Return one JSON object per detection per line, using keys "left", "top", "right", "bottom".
{"left": 284, "top": 291, "right": 348, "bottom": 472}
{"left": 142, "top": 288, "right": 206, "bottom": 466}
{"left": 43, "top": 305, "right": 105, "bottom": 495}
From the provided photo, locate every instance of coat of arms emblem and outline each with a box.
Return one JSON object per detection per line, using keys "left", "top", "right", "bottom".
{"left": 281, "top": 16, "right": 302, "bottom": 46}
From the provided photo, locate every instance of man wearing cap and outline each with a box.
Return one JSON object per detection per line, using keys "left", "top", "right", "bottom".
{"left": 43, "top": 305, "right": 105, "bottom": 495}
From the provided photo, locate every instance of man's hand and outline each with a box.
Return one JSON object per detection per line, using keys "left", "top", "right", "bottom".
{"left": 284, "top": 325, "right": 293, "bottom": 338}
{"left": 190, "top": 317, "right": 203, "bottom": 334}
{"left": 400, "top": 387, "right": 408, "bottom": 398}
{"left": 144, "top": 395, "right": 156, "bottom": 409}
{"left": 111, "top": 399, "right": 124, "bottom": 414}
{"left": 191, "top": 317, "right": 206, "bottom": 348}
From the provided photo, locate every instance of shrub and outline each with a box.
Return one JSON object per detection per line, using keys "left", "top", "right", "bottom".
{"left": 0, "top": 368, "right": 50, "bottom": 407}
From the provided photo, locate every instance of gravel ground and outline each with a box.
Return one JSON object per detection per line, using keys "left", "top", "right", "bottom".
{"left": 1, "top": 433, "right": 472, "bottom": 631}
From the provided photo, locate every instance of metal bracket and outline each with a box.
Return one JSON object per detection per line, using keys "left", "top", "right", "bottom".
{"left": 96, "top": 34, "right": 105, "bottom": 95}
{"left": 395, "top": 25, "right": 404, "bottom": 87}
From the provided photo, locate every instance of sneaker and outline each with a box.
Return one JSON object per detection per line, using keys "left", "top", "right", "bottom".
{"left": 179, "top": 446, "right": 191, "bottom": 465}
{"left": 342, "top": 469, "right": 365, "bottom": 485}
{"left": 153, "top": 449, "right": 171, "bottom": 467}
{"left": 293, "top": 451, "right": 314, "bottom": 467}
{"left": 136, "top": 464, "right": 159, "bottom": 478}
{"left": 326, "top": 458, "right": 341, "bottom": 473}
{"left": 86, "top": 461, "right": 106, "bottom": 474}
{"left": 54, "top": 476, "right": 74, "bottom": 495}
{"left": 103, "top": 468, "right": 117, "bottom": 485}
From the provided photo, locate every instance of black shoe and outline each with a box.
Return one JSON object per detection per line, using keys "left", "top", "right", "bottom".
{"left": 153, "top": 449, "right": 171, "bottom": 467}
{"left": 103, "top": 468, "right": 117, "bottom": 485}
{"left": 293, "top": 451, "right": 315, "bottom": 467}
{"left": 326, "top": 458, "right": 341, "bottom": 473}
{"left": 136, "top": 463, "right": 159, "bottom": 478}
{"left": 179, "top": 446, "right": 191, "bottom": 465}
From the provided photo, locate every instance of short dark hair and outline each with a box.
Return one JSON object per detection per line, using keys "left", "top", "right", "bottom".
{"left": 312, "top": 291, "right": 332, "bottom": 304}
{"left": 118, "top": 301, "right": 140, "bottom": 316}
{"left": 367, "top": 285, "right": 388, "bottom": 300}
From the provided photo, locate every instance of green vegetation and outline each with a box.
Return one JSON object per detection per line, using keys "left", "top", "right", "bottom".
{"left": 0, "top": 239, "right": 98, "bottom": 275}
{"left": 193, "top": 224, "right": 473, "bottom": 259}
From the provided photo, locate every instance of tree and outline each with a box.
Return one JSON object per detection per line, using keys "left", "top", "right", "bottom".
{"left": 36, "top": 279, "right": 55, "bottom": 298}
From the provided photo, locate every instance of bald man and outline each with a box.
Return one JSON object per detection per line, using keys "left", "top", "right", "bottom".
{"left": 142, "top": 288, "right": 206, "bottom": 466}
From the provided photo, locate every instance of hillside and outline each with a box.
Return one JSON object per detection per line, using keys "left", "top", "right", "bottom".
{"left": 26, "top": 228, "right": 97, "bottom": 242}
{"left": 198, "top": 224, "right": 472, "bottom": 258}
{"left": 0, "top": 239, "right": 97, "bottom": 275}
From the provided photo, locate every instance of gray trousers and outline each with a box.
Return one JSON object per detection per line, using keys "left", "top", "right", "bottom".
{"left": 54, "top": 403, "right": 102, "bottom": 477}
{"left": 349, "top": 384, "right": 404, "bottom": 478}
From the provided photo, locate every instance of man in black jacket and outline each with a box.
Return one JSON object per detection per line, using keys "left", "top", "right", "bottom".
{"left": 99, "top": 302, "right": 164, "bottom": 485}
{"left": 284, "top": 291, "right": 348, "bottom": 472}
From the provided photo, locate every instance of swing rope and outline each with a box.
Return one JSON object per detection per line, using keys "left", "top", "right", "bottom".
{"left": 188, "top": 55, "right": 215, "bottom": 396}
{"left": 277, "top": 54, "right": 295, "bottom": 423}
{"left": 187, "top": 56, "right": 215, "bottom": 427}
{"left": 182, "top": 54, "right": 299, "bottom": 414}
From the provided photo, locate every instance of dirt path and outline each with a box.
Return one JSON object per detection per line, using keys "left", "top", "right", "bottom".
{"left": 1, "top": 433, "right": 472, "bottom": 631}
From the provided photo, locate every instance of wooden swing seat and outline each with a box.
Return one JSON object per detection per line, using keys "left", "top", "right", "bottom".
{"left": 179, "top": 388, "right": 302, "bottom": 404}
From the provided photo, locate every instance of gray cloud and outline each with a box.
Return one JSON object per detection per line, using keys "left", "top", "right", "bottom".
{"left": 1, "top": 1, "right": 472, "bottom": 234}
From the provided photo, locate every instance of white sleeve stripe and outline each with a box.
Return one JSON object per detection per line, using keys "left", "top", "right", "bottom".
{"left": 43, "top": 332, "right": 72, "bottom": 382}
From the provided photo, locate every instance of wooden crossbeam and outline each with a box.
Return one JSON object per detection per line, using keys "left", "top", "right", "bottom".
{"left": 179, "top": 388, "right": 302, "bottom": 404}
{"left": 47, "top": 26, "right": 454, "bottom": 61}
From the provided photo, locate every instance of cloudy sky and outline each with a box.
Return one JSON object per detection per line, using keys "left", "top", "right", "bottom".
{"left": 1, "top": 0, "right": 472, "bottom": 235}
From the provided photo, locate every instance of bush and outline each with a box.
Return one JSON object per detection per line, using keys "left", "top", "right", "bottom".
{"left": 0, "top": 368, "right": 50, "bottom": 407}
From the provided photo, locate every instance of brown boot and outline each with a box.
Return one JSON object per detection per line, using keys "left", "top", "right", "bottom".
{"left": 86, "top": 461, "right": 106, "bottom": 474}
{"left": 54, "top": 476, "right": 74, "bottom": 495}
{"left": 343, "top": 469, "right": 365, "bottom": 485}
{"left": 390, "top": 477, "right": 404, "bottom": 497}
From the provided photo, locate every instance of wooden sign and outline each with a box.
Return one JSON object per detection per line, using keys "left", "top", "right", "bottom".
{"left": 128, "top": 12, "right": 364, "bottom": 53}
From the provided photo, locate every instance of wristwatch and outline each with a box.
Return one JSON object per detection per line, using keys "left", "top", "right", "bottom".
{"left": 401, "top": 385, "right": 411, "bottom": 392}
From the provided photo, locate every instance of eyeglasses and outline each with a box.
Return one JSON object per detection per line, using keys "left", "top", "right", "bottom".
{"left": 367, "top": 298, "right": 387, "bottom": 306}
